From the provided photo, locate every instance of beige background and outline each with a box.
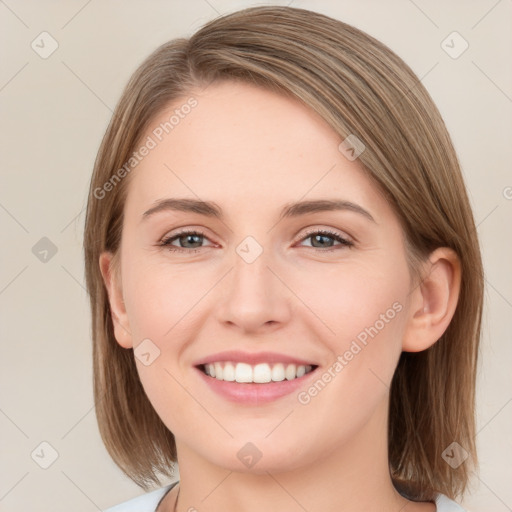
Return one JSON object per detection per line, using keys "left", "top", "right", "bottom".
{"left": 1, "top": 1, "right": 511, "bottom": 511}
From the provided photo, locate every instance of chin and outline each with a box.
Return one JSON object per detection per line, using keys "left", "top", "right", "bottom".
{"left": 204, "top": 437, "right": 316, "bottom": 475}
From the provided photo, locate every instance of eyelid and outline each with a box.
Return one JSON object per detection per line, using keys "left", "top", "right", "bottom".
{"left": 294, "top": 226, "right": 354, "bottom": 245}
{"left": 159, "top": 225, "right": 354, "bottom": 253}
{"left": 159, "top": 228, "right": 350, "bottom": 243}
{"left": 158, "top": 227, "right": 216, "bottom": 252}
{"left": 160, "top": 226, "right": 210, "bottom": 243}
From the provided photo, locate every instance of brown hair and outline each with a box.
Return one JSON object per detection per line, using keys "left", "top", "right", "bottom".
{"left": 83, "top": 5, "right": 483, "bottom": 500}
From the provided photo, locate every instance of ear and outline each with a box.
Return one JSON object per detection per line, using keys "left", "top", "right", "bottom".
{"left": 402, "top": 247, "right": 461, "bottom": 352}
{"left": 99, "top": 251, "right": 133, "bottom": 349}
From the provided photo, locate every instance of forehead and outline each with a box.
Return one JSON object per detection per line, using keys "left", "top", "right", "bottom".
{"left": 124, "top": 80, "right": 384, "bottom": 217}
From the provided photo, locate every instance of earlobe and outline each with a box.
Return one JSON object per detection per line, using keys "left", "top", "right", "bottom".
{"left": 402, "top": 247, "right": 461, "bottom": 352}
{"left": 99, "top": 251, "right": 134, "bottom": 349}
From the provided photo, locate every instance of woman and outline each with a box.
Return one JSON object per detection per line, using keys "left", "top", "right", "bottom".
{"left": 84, "top": 6, "right": 483, "bottom": 511}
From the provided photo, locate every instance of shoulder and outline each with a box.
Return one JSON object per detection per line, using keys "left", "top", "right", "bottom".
{"left": 435, "top": 493, "right": 469, "bottom": 512}
{"left": 103, "top": 486, "right": 465, "bottom": 512}
{"left": 103, "top": 482, "right": 178, "bottom": 512}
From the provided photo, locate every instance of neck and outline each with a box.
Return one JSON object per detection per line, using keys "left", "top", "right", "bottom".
{"left": 170, "top": 400, "right": 431, "bottom": 512}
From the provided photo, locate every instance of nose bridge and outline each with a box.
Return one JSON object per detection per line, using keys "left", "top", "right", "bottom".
{"left": 215, "top": 236, "right": 290, "bottom": 331}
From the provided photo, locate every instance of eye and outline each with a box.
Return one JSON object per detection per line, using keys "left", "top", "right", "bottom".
{"left": 159, "top": 229, "right": 214, "bottom": 253}
{"left": 296, "top": 229, "right": 354, "bottom": 251}
{"left": 159, "top": 228, "right": 354, "bottom": 254}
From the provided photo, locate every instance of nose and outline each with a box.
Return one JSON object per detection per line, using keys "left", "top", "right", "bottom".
{"left": 214, "top": 245, "right": 292, "bottom": 334}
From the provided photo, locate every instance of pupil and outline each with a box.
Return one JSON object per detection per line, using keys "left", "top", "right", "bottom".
{"left": 312, "top": 234, "right": 332, "bottom": 248}
{"left": 182, "top": 234, "right": 202, "bottom": 248}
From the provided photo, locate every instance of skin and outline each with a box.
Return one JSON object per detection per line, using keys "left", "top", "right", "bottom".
{"left": 100, "top": 81, "right": 461, "bottom": 512}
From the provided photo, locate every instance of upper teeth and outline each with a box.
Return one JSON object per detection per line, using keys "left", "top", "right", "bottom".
{"left": 203, "top": 362, "right": 314, "bottom": 383}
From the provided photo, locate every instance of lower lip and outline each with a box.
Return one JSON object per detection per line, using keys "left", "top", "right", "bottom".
{"left": 194, "top": 366, "right": 318, "bottom": 404}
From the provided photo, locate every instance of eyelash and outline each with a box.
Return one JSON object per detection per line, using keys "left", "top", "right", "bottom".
{"left": 159, "top": 228, "right": 354, "bottom": 254}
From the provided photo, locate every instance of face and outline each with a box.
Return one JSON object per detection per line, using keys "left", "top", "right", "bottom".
{"left": 106, "top": 80, "right": 416, "bottom": 473}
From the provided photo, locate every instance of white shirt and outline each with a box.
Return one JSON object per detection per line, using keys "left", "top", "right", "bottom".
{"left": 103, "top": 482, "right": 468, "bottom": 512}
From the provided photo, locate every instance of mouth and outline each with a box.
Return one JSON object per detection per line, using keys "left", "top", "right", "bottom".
{"left": 197, "top": 361, "right": 318, "bottom": 384}
{"left": 192, "top": 350, "right": 320, "bottom": 403}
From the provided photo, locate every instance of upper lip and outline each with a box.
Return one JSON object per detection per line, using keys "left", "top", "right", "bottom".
{"left": 193, "top": 350, "right": 318, "bottom": 367}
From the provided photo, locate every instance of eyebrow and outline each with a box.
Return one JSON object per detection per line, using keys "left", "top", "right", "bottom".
{"left": 142, "top": 198, "right": 376, "bottom": 223}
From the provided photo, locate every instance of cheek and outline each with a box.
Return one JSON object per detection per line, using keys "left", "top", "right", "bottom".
{"left": 121, "top": 259, "right": 209, "bottom": 433}
{"left": 121, "top": 259, "right": 215, "bottom": 423}
{"left": 293, "top": 278, "right": 407, "bottom": 448}
{"left": 122, "top": 244, "right": 410, "bottom": 368}
{"left": 290, "top": 258, "right": 409, "bottom": 347}
{"left": 122, "top": 259, "right": 215, "bottom": 340}
{"left": 289, "top": 257, "right": 409, "bottom": 405}
{"left": 117, "top": 244, "right": 412, "bottom": 468}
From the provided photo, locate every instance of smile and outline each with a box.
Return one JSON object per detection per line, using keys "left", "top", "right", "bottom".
{"left": 193, "top": 350, "right": 320, "bottom": 403}
{"left": 200, "top": 361, "right": 317, "bottom": 383}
